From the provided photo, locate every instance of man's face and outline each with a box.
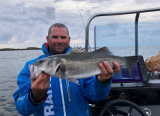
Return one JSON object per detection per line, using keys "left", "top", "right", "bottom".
{"left": 46, "top": 27, "right": 70, "bottom": 55}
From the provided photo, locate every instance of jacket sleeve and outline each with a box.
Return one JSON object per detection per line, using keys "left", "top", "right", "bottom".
{"left": 13, "top": 61, "right": 47, "bottom": 115}
{"left": 83, "top": 76, "right": 112, "bottom": 102}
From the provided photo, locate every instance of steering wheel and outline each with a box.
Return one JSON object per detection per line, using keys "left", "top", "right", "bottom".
{"left": 99, "top": 99, "right": 147, "bottom": 116}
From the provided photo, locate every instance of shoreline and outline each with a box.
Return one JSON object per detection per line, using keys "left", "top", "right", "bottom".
{"left": 0, "top": 47, "right": 41, "bottom": 51}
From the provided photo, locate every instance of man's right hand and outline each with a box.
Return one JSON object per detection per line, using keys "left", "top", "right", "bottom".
{"left": 30, "top": 72, "right": 50, "bottom": 103}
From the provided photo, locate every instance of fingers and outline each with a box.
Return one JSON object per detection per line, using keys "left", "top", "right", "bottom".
{"left": 99, "top": 61, "right": 114, "bottom": 76}
{"left": 30, "top": 72, "right": 50, "bottom": 102}
{"left": 97, "top": 61, "right": 121, "bottom": 82}
{"left": 35, "top": 72, "right": 50, "bottom": 85}
{"left": 30, "top": 75, "right": 34, "bottom": 85}
{"left": 43, "top": 73, "right": 50, "bottom": 88}
{"left": 113, "top": 61, "right": 120, "bottom": 72}
{"left": 98, "top": 61, "right": 114, "bottom": 82}
{"left": 30, "top": 72, "right": 50, "bottom": 91}
{"left": 99, "top": 61, "right": 120, "bottom": 74}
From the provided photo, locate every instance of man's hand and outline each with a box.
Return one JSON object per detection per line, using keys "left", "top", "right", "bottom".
{"left": 97, "top": 61, "right": 120, "bottom": 82}
{"left": 30, "top": 72, "right": 50, "bottom": 103}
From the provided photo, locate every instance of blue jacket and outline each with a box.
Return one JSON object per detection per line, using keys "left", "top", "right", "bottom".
{"left": 13, "top": 43, "right": 112, "bottom": 116}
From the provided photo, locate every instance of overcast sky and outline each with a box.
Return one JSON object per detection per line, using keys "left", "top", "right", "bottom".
{"left": 0, "top": 0, "right": 160, "bottom": 49}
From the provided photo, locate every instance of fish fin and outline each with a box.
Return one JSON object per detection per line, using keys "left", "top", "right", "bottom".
{"left": 125, "top": 56, "right": 140, "bottom": 77}
{"left": 93, "top": 47, "right": 113, "bottom": 55}
{"left": 66, "top": 80, "right": 71, "bottom": 101}
{"left": 68, "top": 46, "right": 86, "bottom": 54}
{"left": 126, "top": 64, "right": 133, "bottom": 77}
{"left": 67, "top": 78, "right": 80, "bottom": 85}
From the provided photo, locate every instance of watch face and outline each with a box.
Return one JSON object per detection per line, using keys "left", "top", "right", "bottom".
{"left": 143, "top": 108, "right": 151, "bottom": 116}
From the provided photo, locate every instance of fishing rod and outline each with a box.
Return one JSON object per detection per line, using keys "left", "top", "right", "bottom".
{"left": 77, "top": 5, "right": 92, "bottom": 52}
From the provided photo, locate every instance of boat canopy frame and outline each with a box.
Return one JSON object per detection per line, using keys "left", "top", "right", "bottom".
{"left": 85, "top": 7, "right": 160, "bottom": 56}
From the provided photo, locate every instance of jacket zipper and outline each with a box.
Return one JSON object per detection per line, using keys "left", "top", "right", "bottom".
{"left": 87, "top": 110, "right": 89, "bottom": 116}
{"left": 59, "top": 78, "right": 66, "bottom": 116}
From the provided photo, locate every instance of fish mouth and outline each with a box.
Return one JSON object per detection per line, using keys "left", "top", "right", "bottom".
{"left": 55, "top": 63, "right": 62, "bottom": 72}
{"left": 29, "top": 64, "right": 42, "bottom": 79}
{"left": 29, "top": 64, "right": 36, "bottom": 79}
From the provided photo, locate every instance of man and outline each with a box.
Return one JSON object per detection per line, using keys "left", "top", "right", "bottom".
{"left": 13, "top": 23, "right": 120, "bottom": 116}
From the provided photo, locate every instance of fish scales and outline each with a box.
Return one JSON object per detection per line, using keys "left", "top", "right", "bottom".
{"left": 58, "top": 52, "right": 126, "bottom": 79}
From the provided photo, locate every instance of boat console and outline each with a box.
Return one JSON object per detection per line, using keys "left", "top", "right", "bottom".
{"left": 85, "top": 8, "right": 160, "bottom": 116}
{"left": 112, "top": 55, "right": 148, "bottom": 84}
{"left": 90, "top": 55, "right": 160, "bottom": 116}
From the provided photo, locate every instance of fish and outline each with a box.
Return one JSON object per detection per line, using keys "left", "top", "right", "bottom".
{"left": 28, "top": 47, "right": 139, "bottom": 85}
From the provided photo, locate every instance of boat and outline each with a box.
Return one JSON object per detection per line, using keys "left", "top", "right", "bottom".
{"left": 85, "top": 7, "right": 160, "bottom": 116}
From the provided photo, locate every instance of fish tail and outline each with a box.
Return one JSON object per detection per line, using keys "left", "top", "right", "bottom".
{"left": 125, "top": 56, "right": 140, "bottom": 77}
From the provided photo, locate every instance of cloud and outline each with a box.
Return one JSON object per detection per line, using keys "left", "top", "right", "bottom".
{"left": 123, "top": 28, "right": 130, "bottom": 35}
{"left": 72, "top": 0, "right": 86, "bottom": 1}
{"left": 0, "top": 1, "right": 90, "bottom": 48}
{"left": 96, "top": 24, "right": 118, "bottom": 38}
{"left": 45, "top": 7, "right": 56, "bottom": 19}
{"left": 72, "top": 0, "right": 110, "bottom": 2}
{"left": 25, "top": 41, "right": 36, "bottom": 43}
{"left": 71, "top": 39, "right": 84, "bottom": 43}
{"left": 54, "top": 0, "right": 63, "bottom": 2}
{"left": 89, "top": 0, "right": 110, "bottom": 2}
{"left": 0, "top": 3, "right": 56, "bottom": 44}
{"left": 8, "top": 37, "right": 18, "bottom": 44}
{"left": 134, "top": 0, "right": 159, "bottom": 4}
{"left": 0, "top": 0, "right": 160, "bottom": 48}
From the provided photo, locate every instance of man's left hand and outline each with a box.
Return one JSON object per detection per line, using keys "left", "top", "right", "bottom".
{"left": 97, "top": 61, "right": 120, "bottom": 82}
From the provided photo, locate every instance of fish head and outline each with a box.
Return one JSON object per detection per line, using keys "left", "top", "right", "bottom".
{"left": 29, "top": 57, "right": 62, "bottom": 79}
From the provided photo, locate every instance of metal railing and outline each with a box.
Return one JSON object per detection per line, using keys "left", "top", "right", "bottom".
{"left": 85, "top": 7, "right": 160, "bottom": 56}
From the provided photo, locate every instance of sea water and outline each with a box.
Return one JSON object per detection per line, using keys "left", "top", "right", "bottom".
{"left": 0, "top": 46, "right": 159, "bottom": 116}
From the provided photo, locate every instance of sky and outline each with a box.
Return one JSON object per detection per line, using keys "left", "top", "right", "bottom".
{"left": 0, "top": 0, "right": 160, "bottom": 49}
{"left": 95, "top": 21, "right": 160, "bottom": 47}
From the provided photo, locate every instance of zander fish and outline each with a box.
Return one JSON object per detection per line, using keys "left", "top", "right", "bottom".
{"left": 29, "top": 47, "right": 139, "bottom": 85}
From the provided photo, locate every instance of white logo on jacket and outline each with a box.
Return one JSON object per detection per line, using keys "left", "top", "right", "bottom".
{"left": 44, "top": 77, "right": 54, "bottom": 116}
